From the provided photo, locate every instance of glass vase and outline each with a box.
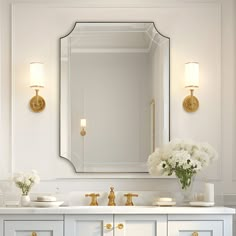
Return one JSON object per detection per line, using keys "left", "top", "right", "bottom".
{"left": 177, "top": 176, "right": 195, "bottom": 205}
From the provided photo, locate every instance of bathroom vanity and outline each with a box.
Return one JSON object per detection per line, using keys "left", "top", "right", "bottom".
{"left": 0, "top": 206, "right": 234, "bottom": 236}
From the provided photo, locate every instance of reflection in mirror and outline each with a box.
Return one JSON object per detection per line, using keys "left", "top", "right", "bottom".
{"left": 60, "top": 22, "right": 170, "bottom": 173}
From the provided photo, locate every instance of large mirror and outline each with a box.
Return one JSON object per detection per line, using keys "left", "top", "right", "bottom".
{"left": 60, "top": 22, "right": 170, "bottom": 173}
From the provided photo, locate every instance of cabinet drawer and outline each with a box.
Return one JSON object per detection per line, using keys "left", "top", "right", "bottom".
{"left": 4, "top": 220, "right": 63, "bottom": 236}
{"left": 114, "top": 214, "right": 167, "bottom": 236}
{"left": 168, "top": 220, "right": 223, "bottom": 236}
{"left": 65, "top": 214, "right": 113, "bottom": 236}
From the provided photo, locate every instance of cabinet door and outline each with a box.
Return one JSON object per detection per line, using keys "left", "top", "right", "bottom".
{"left": 114, "top": 214, "right": 167, "bottom": 236}
{"left": 4, "top": 221, "right": 63, "bottom": 236}
{"left": 65, "top": 214, "right": 113, "bottom": 236}
{"left": 168, "top": 220, "right": 223, "bottom": 236}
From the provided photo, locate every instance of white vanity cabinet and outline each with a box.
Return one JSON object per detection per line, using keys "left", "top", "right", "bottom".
{"left": 65, "top": 214, "right": 167, "bottom": 236}
{"left": 0, "top": 207, "right": 233, "bottom": 236}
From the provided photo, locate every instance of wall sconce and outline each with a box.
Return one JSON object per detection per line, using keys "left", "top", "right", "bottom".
{"left": 183, "top": 62, "right": 199, "bottom": 112}
{"left": 80, "top": 119, "right": 86, "bottom": 136}
{"left": 29, "top": 62, "right": 46, "bottom": 112}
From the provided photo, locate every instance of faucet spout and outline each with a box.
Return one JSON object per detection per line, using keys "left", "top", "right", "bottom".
{"left": 108, "top": 187, "right": 116, "bottom": 206}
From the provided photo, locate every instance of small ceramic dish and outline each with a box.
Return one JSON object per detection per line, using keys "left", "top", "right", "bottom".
{"left": 36, "top": 196, "right": 57, "bottom": 202}
{"left": 153, "top": 201, "right": 176, "bottom": 206}
{"left": 156, "top": 197, "right": 173, "bottom": 202}
{"left": 189, "top": 201, "right": 215, "bottom": 207}
{"left": 30, "top": 201, "right": 64, "bottom": 208}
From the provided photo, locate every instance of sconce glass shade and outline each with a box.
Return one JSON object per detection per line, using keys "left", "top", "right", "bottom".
{"left": 80, "top": 119, "right": 87, "bottom": 128}
{"left": 30, "top": 62, "right": 45, "bottom": 88}
{"left": 185, "top": 62, "right": 199, "bottom": 89}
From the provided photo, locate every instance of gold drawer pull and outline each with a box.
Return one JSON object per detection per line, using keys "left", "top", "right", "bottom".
{"left": 105, "top": 223, "right": 113, "bottom": 230}
{"left": 32, "top": 232, "right": 37, "bottom": 236}
{"left": 116, "top": 223, "right": 124, "bottom": 230}
{"left": 192, "top": 232, "right": 198, "bottom": 236}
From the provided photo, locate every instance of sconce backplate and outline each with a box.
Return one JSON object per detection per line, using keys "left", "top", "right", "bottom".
{"left": 183, "top": 95, "right": 199, "bottom": 112}
{"left": 80, "top": 128, "right": 86, "bottom": 136}
{"left": 30, "top": 95, "right": 46, "bottom": 112}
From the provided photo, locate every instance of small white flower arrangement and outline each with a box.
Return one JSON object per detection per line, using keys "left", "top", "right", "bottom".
{"left": 147, "top": 139, "right": 218, "bottom": 190}
{"left": 13, "top": 170, "right": 40, "bottom": 196}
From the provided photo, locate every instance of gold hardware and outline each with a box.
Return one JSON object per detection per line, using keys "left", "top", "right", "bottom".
{"left": 32, "top": 232, "right": 37, "bottom": 236}
{"left": 192, "top": 232, "right": 198, "bottom": 236}
{"left": 124, "top": 193, "right": 138, "bottom": 206}
{"left": 80, "top": 119, "right": 87, "bottom": 136}
{"left": 30, "top": 89, "right": 46, "bottom": 112}
{"left": 80, "top": 127, "right": 86, "bottom": 136}
{"left": 116, "top": 223, "right": 124, "bottom": 230}
{"left": 150, "top": 99, "right": 155, "bottom": 152}
{"left": 105, "top": 223, "right": 113, "bottom": 230}
{"left": 108, "top": 187, "right": 116, "bottom": 206}
{"left": 183, "top": 62, "right": 199, "bottom": 113}
{"left": 29, "top": 62, "right": 45, "bottom": 113}
{"left": 183, "top": 89, "right": 199, "bottom": 112}
{"left": 85, "top": 193, "right": 100, "bottom": 206}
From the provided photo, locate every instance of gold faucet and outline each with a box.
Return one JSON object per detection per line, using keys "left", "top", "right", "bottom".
{"left": 108, "top": 187, "right": 116, "bottom": 206}
{"left": 85, "top": 193, "right": 100, "bottom": 206}
{"left": 124, "top": 193, "right": 138, "bottom": 206}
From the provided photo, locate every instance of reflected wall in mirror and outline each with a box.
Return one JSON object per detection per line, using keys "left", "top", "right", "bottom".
{"left": 60, "top": 22, "right": 170, "bottom": 173}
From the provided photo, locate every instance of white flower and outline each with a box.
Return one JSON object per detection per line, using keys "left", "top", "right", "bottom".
{"left": 147, "top": 139, "right": 217, "bottom": 177}
{"left": 198, "top": 143, "right": 218, "bottom": 162}
{"left": 169, "top": 139, "right": 195, "bottom": 153}
{"left": 13, "top": 172, "right": 23, "bottom": 182}
{"left": 168, "top": 150, "right": 190, "bottom": 168}
{"left": 15, "top": 176, "right": 24, "bottom": 183}
{"left": 192, "top": 150, "right": 209, "bottom": 168}
{"left": 13, "top": 170, "right": 40, "bottom": 195}
{"left": 148, "top": 150, "right": 161, "bottom": 169}
{"left": 155, "top": 161, "right": 167, "bottom": 175}
{"left": 25, "top": 179, "right": 31, "bottom": 186}
{"left": 190, "top": 159, "right": 202, "bottom": 172}
{"left": 31, "top": 175, "right": 40, "bottom": 184}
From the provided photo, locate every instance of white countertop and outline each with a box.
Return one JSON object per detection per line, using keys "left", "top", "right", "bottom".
{"left": 0, "top": 206, "right": 234, "bottom": 215}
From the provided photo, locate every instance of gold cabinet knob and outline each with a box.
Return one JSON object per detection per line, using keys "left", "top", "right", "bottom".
{"left": 192, "top": 232, "right": 198, "bottom": 236}
{"left": 105, "top": 223, "right": 113, "bottom": 230}
{"left": 116, "top": 223, "right": 124, "bottom": 230}
{"left": 32, "top": 232, "right": 37, "bottom": 236}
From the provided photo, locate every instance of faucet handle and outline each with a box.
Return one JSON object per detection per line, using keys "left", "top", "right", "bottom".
{"left": 85, "top": 193, "right": 100, "bottom": 206}
{"left": 124, "top": 193, "right": 138, "bottom": 206}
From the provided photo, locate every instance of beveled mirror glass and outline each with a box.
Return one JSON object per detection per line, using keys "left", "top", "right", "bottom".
{"left": 60, "top": 22, "right": 170, "bottom": 173}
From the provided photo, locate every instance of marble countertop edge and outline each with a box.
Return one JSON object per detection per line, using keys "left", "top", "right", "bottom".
{"left": 0, "top": 206, "right": 234, "bottom": 215}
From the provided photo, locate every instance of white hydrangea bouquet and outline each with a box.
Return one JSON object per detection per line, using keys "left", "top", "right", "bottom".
{"left": 13, "top": 170, "right": 40, "bottom": 196}
{"left": 147, "top": 139, "right": 217, "bottom": 190}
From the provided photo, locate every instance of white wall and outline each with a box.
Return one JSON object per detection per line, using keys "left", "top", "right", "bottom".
{"left": 0, "top": 0, "right": 235, "bottom": 196}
